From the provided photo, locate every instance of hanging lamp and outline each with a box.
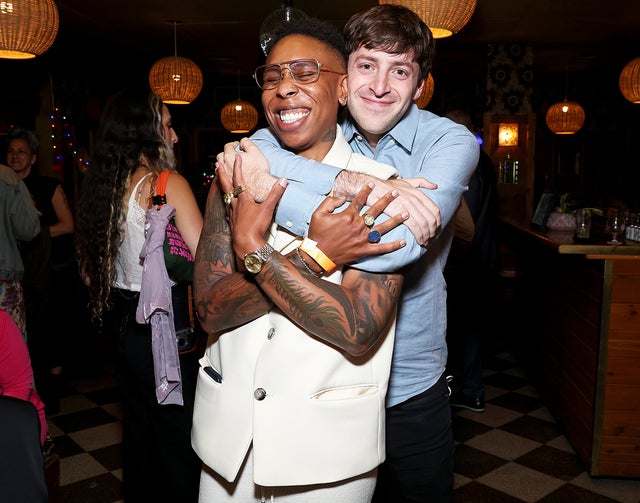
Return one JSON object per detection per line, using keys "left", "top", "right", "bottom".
{"left": 415, "top": 74, "right": 435, "bottom": 109}
{"left": 0, "top": 0, "right": 59, "bottom": 59}
{"left": 149, "top": 21, "right": 203, "bottom": 105}
{"left": 221, "top": 72, "right": 259, "bottom": 134}
{"left": 259, "top": 0, "right": 309, "bottom": 56}
{"left": 220, "top": 99, "right": 259, "bottom": 134}
{"left": 545, "top": 70, "right": 585, "bottom": 135}
{"left": 619, "top": 57, "right": 640, "bottom": 104}
{"left": 378, "top": 0, "right": 477, "bottom": 38}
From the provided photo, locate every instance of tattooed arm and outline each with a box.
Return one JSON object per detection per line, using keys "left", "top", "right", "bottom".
{"left": 217, "top": 157, "right": 403, "bottom": 357}
{"left": 193, "top": 178, "right": 274, "bottom": 334}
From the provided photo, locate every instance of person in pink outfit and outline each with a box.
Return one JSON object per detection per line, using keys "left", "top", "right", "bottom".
{"left": 0, "top": 308, "right": 47, "bottom": 446}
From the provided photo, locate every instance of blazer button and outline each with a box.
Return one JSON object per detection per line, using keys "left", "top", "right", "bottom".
{"left": 254, "top": 388, "right": 267, "bottom": 400}
{"left": 267, "top": 327, "right": 275, "bottom": 340}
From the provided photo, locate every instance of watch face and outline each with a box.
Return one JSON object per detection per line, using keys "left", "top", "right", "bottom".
{"left": 244, "top": 253, "right": 263, "bottom": 274}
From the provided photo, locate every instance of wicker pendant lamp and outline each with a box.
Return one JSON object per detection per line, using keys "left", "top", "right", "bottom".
{"left": 0, "top": 0, "right": 59, "bottom": 59}
{"left": 378, "top": 0, "right": 477, "bottom": 38}
{"left": 545, "top": 100, "right": 585, "bottom": 135}
{"left": 546, "top": 71, "right": 585, "bottom": 135}
{"left": 619, "top": 57, "right": 640, "bottom": 104}
{"left": 149, "top": 21, "right": 203, "bottom": 105}
{"left": 220, "top": 99, "right": 259, "bottom": 134}
{"left": 415, "top": 74, "right": 435, "bottom": 109}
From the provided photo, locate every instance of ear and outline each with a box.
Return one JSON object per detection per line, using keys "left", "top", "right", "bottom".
{"left": 338, "top": 74, "right": 348, "bottom": 106}
{"left": 413, "top": 78, "right": 425, "bottom": 101}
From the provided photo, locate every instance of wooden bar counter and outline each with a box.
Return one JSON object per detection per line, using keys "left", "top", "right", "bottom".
{"left": 499, "top": 216, "right": 640, "bottom": 477}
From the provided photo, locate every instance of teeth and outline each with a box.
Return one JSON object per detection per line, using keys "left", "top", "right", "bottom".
{"left": 279, "top": 110, "right": 309, "bottom": 123}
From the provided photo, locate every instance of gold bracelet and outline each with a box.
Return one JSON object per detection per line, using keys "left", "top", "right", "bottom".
{"left": 295, "top": 247, "right": 323, "bottom": 278}
{"left": 299, "top": 238, "right": 336, "bottom": 273}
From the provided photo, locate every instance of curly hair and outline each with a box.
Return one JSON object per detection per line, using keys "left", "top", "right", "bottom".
{"left": 344, "top": 4, "right": 435, "bottom": 81}
{"left": 75, "top": 88, "right": 175, "bottom": 322}
{"left": 263, "top": 16, "right": 347, "bottom": 68}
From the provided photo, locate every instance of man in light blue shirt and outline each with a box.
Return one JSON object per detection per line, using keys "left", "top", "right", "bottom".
{"left": 217, "top": 4, "right": 478, "bottom": 501}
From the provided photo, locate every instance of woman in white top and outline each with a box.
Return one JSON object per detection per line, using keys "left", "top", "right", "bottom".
{"left": 75, "top": 88, "right": 203, "bottom": 502}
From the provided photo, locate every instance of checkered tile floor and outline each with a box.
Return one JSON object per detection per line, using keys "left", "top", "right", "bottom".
{"left": 47, "top": 351, "right": 640, "bottom": 503}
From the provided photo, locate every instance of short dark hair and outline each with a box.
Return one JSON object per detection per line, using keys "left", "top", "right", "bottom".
{"left": 344, "top": 4, "right": 435, "bottom": 81}
{"left": 263, "top": 16, "right": 347, "bottom": 68}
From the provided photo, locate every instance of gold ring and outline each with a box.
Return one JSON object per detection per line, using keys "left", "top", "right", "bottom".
{"left": 233, "top": 185, "right": 247, "bottom": 197}
{"left": 223, "top": 192, "right": 233, "bottom": 206}
{"left": 363, "top": 213, "right": 375, "bottom": 228}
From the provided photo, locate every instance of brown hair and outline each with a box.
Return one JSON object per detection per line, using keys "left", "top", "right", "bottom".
{"left": 344, "top": 4, "right": 435, "bottom": 81}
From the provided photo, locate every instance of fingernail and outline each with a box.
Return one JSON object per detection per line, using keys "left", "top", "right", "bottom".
{"left": 392, "top": 190, "right": 399, "bottom": 197}
{"left": 402, "top": 212, "right": 409, "bottom": 220}
{"left": 368, "top": 182, "right": 375, "bottom": 188}
{"left": 399, "top": 240, "right": 406, "bottom": 247}
{"left": 278, "top": 178, "right": 289, "bottom": 188}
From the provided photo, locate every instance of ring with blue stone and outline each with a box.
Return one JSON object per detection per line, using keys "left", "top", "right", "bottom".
{"left": 367, "top": 230, "right": 381, "bottom": 244}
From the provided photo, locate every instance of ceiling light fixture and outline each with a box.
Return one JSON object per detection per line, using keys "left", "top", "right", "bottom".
{"left": 545, "top": 70, "right": 585, "bottom": 134}
{"left": 415, "top": 74, "right": 435, "bottom": 109}
{"left": 0, "top": 0, "right": 59, "bottom": 59}
{"left": 220, "top": 99, "right": 259, "bottom": 134}
{"left": 259, "top": 0, "right": 308, "bottom": 56}
{"left": 149, "top": 21, "right": 203, "bottom": 105}
{"left": 619, "top": 57, "right": 640, "bottom": 104}
{"left": 378, "top": 0, "right": 477, "bottom": 38}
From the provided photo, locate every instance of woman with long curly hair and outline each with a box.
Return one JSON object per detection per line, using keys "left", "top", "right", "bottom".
{"left": 75, "top": 88, "right": 203, "bottom": 502}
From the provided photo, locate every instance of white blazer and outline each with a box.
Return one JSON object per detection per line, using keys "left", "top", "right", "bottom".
{"left": 191, "top": 128, "right": 398, "bottom": 486}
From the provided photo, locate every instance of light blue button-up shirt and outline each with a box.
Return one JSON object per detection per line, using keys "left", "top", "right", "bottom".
{"left": 251, "top": 104, "right": 479, "bottom": 406}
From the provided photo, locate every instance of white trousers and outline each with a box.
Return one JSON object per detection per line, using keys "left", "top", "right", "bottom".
{"left": 198, "top": 446, "right": 377, "bottom": 503}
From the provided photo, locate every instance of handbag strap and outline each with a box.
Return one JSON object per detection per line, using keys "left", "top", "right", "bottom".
{"left": 152, "top": 170, "right": 171, "bottom": 208}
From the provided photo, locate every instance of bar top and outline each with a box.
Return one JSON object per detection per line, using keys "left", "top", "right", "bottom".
{"left": 499, "top": 215, "right": 640, "bottom": 256}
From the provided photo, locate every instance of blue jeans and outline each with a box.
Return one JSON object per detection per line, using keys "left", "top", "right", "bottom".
{"left": 373, "top": 373, "right": 453, "bottom": 502}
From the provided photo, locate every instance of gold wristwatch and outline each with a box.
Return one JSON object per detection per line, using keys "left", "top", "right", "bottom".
{"left": 243, "top": 243, "right": 275, "bottom": 274}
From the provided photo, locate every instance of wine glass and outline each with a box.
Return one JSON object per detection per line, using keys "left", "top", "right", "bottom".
{"left": 607, "top": 212, "right": 623, "bottom": 245}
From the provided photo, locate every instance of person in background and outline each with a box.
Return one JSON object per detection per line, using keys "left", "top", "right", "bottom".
{"left": 75, "top": 88, "right": 203, "bottom": 502}
{"left": 7, "top": 127, "right": 75, "bottom": 415}
{"left": 192, "top": 16, "right": 407, "bottom": 503}
{"left": 445, "top": 110, "right": 499, "bottom": 413}
{"left": 0, "top": 162, "right": 40, "bottom": 337}
{"left": 0, "top": 309, "right": 48, "bottom": 447}
{"left": 216, "top": 5, "right": 479, "bottom": 501}
{"left": 0, "top": 311, "right": 49, "bottom": 503}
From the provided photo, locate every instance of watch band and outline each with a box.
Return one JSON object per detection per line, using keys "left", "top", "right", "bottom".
{"left": 299, "top": 238, "right": 336, "bottom": 273}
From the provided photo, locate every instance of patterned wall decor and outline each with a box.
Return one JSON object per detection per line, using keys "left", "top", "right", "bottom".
{"left": 486, "top": 43, "right": 534, "bottom": 115}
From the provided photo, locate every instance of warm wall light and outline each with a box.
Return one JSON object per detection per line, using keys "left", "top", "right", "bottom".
{"left": 498, "top": 123, "right": 519, "bottom": 146}
{"left": 0, "top": 0, "right": 59, "bottom": 59}
{"left": 619, "top": 57, "right": 640, "bottom": 104}
{"left": 149, "top": 21, "right": 203, "bottom": 105}
{"left": 545, "top": 100, "right": 585, "bottom": 134}
{"left": 415, "top": 74, "right": 435, "bottom": 109}
{"left": 378, "top": 0, "right": 477, "bottom": 38}
{"left": 220, "top": 100, "right": 259, "bottom": 134}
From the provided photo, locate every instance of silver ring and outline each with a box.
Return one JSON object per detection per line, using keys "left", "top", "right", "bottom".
{"left": 363, "top": 213, "right": 375, "bottom": 228}
{"left": 367, "top": 230, "right": 381, "bottom": 244}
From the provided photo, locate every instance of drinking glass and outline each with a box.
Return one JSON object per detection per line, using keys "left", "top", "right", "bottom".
{"left": 606, "top": 211, "right": 623, "bottom": 245}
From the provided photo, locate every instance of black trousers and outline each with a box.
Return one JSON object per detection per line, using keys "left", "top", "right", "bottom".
{"left": 0, "top": 396, "right": 48, "bottom": 503}
{"left": 373, "top": 373, "right": 454, "bottom": 503}
{"left": 108, "top": 289, "right": 201, "bottom": 502}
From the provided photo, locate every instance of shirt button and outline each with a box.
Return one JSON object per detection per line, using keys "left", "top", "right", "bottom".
{"left": 254, "top": 388, "right": 267, "bottom": 401}
{"left": 267, "top": 327, "right": 275, "bottom": 340}
{"left": 286, "top": 220, "right": 293, "bottom": 228}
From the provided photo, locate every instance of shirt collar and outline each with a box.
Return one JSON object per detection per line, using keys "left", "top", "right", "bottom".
{"left": 342, "top": 103, "right": 421, "bottom": 153}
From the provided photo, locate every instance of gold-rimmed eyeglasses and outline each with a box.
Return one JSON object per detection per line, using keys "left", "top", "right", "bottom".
{"left": 253, "top": 58, "right": 344, "bottom": 90}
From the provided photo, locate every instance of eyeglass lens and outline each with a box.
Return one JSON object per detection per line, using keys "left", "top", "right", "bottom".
{"left": 256, "top": 59, "right": 320, "bottom": 89}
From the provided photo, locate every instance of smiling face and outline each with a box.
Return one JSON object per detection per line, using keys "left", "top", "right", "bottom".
{"left": 261, "top": 34, "right": 347, "bottom": 161}
{"left": 7, "top": 138, "right": 36, "bottom": 179}
{"left": 346, "top": 46, "right": 424, "bottom": 149}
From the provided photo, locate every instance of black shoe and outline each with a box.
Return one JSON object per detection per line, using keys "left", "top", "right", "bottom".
{"left": 450, "top": 393, "right": 485, "bottom": 413}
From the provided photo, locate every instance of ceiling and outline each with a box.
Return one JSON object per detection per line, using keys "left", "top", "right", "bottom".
{"left": 53, "top": 0, "right": 640, "bottom": 79}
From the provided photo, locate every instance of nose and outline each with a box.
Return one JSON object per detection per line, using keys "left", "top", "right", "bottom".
{"left": 371, "top": 72, "right": 390, "bottom": 96}
{"left": 275, "top": 67, "right": 298, "bottom": 96}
